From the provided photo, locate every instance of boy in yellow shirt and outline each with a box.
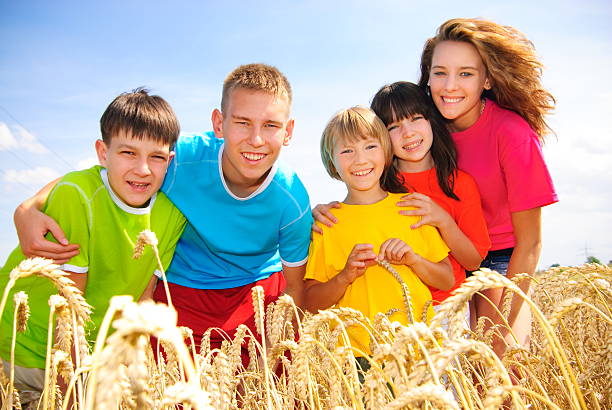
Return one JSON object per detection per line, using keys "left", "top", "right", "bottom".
{"left": 304, "top": 107, "right": 453, "bottom": 356}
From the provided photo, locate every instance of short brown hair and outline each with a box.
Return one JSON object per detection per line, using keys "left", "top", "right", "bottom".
{"left": 221, "top": 63, "right": 292, "bottom": 113}
{"left": 100, "top": 87, "right": 180, "bottom": 147}
{"left": 320, "top": 106, "right": 406, "bottom": 194}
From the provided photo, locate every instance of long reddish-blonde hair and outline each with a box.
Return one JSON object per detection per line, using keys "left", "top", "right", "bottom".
{"left": 419, "top": 18, "right": 555, "bottom": 140}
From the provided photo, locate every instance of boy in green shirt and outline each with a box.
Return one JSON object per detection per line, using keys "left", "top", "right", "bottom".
{"left": 0, "top": 88, "right": 186, "bottom": 395}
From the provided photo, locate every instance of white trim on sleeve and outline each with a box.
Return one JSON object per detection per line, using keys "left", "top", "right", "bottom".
{"left": 281, "top": 256, "right": 308, "bottom": 268}
{"left": 59, "top": 264, "right": 89, "bottom": 274}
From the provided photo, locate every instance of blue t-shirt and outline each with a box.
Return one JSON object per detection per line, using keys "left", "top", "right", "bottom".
{"left": 161, "top": 132, "right": 313, "bottom": 289}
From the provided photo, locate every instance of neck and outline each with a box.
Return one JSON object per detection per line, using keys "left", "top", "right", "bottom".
{"left": 397, "top": 154, "right": 434, "bottom": 173}
{"left": 221, "top": 151, "right": 270, "bottom": 198}
{"left": 344, "top": 185, "right": 388, "bottom": 205}
{"left": 449, "top": 98, "right": 485, "bottom": 133}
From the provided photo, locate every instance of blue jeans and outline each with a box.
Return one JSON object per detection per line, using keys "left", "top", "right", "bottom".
{"left": 480, "top": 247, "right": 513, "bottom": 276}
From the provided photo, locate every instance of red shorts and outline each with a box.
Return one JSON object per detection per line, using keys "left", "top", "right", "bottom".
{"left": 152, "top": 272, "right": 285, "bottom": 367}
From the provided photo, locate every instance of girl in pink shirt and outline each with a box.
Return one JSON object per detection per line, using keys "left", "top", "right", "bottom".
{"left": 419, "top": 18, "right": 558, "bottom": 356}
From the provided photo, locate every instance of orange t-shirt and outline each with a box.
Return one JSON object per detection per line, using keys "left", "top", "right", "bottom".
{"left": 400, "top": 168, "right": 491, "bottom": 303}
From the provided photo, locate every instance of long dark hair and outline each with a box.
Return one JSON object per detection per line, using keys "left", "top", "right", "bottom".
{"left": 371, "top": 81, "right": 459, "bottom": 200}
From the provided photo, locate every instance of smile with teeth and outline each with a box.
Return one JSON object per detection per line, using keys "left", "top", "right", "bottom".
{"left": 352, "top": 168, "right": 373, "bottom": 176}
{"left": 128, "top": 181, "right": 150, "bottom": 191}
{"left": 442, "top": 96, "right": 464, "bottom": 103}
{"left": 242, "top": 152, "right": 266, "bottom": 161}
{"left": 403, "top": 140, "right": 423, "bottom": 152}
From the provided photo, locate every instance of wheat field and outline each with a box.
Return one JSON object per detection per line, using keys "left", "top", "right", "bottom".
{"left": 0, "top": 233, "right": 610, "bottom": 409}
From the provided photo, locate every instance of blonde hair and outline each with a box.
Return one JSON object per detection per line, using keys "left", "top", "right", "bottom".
{"left": 320, "top": 106, "right": 406, "bottom": 193}
{"left": 221, "top": 63, "right": 292, "bottom": 112}
{"left": 419, "top": 18, "right": 555, "bottom": 140}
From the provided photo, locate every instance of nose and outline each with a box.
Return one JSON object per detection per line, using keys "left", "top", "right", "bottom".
{"left": 248, "top": 127, "right": 265, "bottom": 147}
{"left": 134, "top": 157, "right": 152, "bottom": 176}
{"left": 444, "top": 74, "right": 458, "bottom": 92}
{"left": 401, "top": 122, "right": 416, "bottom": 138}
{"left": 354, "top": 147, "right": 368, "bottom": 163}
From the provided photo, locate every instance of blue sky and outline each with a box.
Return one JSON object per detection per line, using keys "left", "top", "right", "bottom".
{"left": 1, "top": 0, "right": 611, "bottom": 267}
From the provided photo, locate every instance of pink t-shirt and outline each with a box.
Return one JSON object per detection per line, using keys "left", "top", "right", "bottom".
{"left": 452, "top": 99, "right": 558, "bottom": 250}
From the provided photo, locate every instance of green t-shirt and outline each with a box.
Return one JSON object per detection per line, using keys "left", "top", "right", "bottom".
{"left": 0, "top": 165, "right": 186, "bottom": 368}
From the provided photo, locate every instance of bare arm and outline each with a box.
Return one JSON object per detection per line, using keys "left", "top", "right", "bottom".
{"left": 282, "top": 264, "right": 308, "bottom": 308}
{"left": 139, "top": 276, "right": 158, "bottom": 301}
{"left": 303, "top": 244, "right": 377, "bottom": 312}
{"left": 397, "top": 193, "right": 483, "bottom": 270}
{"left": 67, "top": 272, "right": 88, "bottom": 295}
{"left": 14, "top": 178, "right": 80, "bottom": 263}
{"left": 378, "top": 238, "right": 454, "bottom": 290}
{"left": 504, "top": 207, "right": 542, "bottom": 326}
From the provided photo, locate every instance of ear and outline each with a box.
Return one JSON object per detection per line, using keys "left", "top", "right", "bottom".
{"left": 484, "top": 77, "right": 492, "bottom": 90}
{"left": 283, "top": 118, "right": 295, "bottom": 146}
{"left": 95, "top": 139, "right": 109, "bottom": 167}
{"left": 168, "top": 151, "right": 175, "bottom": 163}
{"left": 211, "top": 109, "right": 224, "bottom": 139}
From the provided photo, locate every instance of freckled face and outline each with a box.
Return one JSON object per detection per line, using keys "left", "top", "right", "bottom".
{"left": 429, "top": 40, "right": 491, "bottom": 132}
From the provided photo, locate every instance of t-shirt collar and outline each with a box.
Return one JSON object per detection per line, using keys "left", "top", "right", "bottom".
{"left": 217, "top": 143, "right": 278, "bottom": 201}
{"left": 100, "top": 168, "right": 156, "bottom": 215}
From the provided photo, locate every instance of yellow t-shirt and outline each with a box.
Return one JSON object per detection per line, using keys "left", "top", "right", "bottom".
{"left": 305, "top": 192, "right": 449, "bottom": 355}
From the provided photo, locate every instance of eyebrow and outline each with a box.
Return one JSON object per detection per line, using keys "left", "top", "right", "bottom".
{"left": 116, "top": 143, "right": 168, "bottom": 156}
{"left": 232, "top": 115, "right": 284, "bottom": 127}
{"left": 431, "top": 65, "right": 480, "bottom": 70}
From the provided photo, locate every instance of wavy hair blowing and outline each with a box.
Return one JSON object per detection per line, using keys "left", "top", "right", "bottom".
{"left": 419, "top": 18, "right": 555, "bottom": 140}
{"left": 320, "top": 106, "right": 406, "bottom": 194}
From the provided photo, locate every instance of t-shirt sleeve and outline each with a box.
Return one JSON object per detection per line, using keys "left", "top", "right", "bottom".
{"left": 279, "top": 202, "right": 313, "bottom": 267}
{"left": 158, "top": 209, "right": 187, "bottom": 274}
{"left": 417, "top": 224, "right": 450, "bottom": 263}
{"left": 304, "top": 229, "right": 330, "bottom": 282}
{"left": 499, "top": 125, "right": 558, "bottom": 213}
{"left": 162, "top": 132, "right": 216, "bottom": 195}
{"left": 455, "top": 174, "right": 491, "bottom": 258}
{"left": 43, "top": 182, "right": 91, "bottom": 273}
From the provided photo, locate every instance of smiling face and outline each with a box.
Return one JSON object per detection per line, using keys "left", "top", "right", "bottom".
{"left": 428, "top": 40, "right": 491, "bottom": 132}
{"left": 95, "top": 130, "right": 173, "bottom": 207}
{"left": 332, "top": 135, "right": 387, "bottom": 204}
{"left": 212, "top": 88, "right": 294, "bottom": 196}
{"left": 387, "top": 113, "right": 434, "bottom": 173}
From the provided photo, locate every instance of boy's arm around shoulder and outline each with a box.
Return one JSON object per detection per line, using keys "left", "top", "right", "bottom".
{"left": 15, "top": 177, "right": 80, "bottom": 263}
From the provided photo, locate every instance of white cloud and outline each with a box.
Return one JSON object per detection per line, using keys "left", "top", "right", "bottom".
{"left": 3, "top": 167, "right": 61, "bottom": 186}
{"left": 0, "top": 122, "right": 18, "bottom": 150}
{"left": 0, "top": 122, "right": 49, "bottom": 154}
{"left": 14, "top": 125, "right": 48, "bottom": 154}
{"left": 76, "top": 156, "right": 98, "bottom": 170}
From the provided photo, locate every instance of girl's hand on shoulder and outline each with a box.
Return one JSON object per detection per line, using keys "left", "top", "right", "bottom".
{"left": 378, "top": 238, "right": 419, "bottom": 266}
{"left": 312, "top": 201, "right": 342, "bottom": 234}
{"left": 396, "top": 192, "right": 452, "bottom": 230}
{"left": 340, "top": 243, "right": 376, "bottom": 284}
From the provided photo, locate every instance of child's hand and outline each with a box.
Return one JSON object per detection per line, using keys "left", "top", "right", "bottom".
{"left": 339, "top": 243, "right": 376, "bottom": 284}
{"left": 311, "top": 201, "right": 342, "bottom": 234}
{"left": 396, "top": 193, "right": 452, "bottom": 230}
{"left": 378, "top": 238, "right": 419, "bottom": 266}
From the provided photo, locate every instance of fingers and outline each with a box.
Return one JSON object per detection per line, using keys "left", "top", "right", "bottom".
{"left": 349, "top": 243, "right": 376, "bottom": 261}
{"left": 311, "top": 223, "right": 323, "bottom": 235}
{"left": 378, "top": 238, "right": 413, "bottom": 263}
{"left": 23, "top": 246, "right": 80, "bottom": 264}
{"left": 312, "top": 202, "right": 341, "bottom": 227}
{"left": 46, "top": 218, "right": 70, "bottom": 245}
